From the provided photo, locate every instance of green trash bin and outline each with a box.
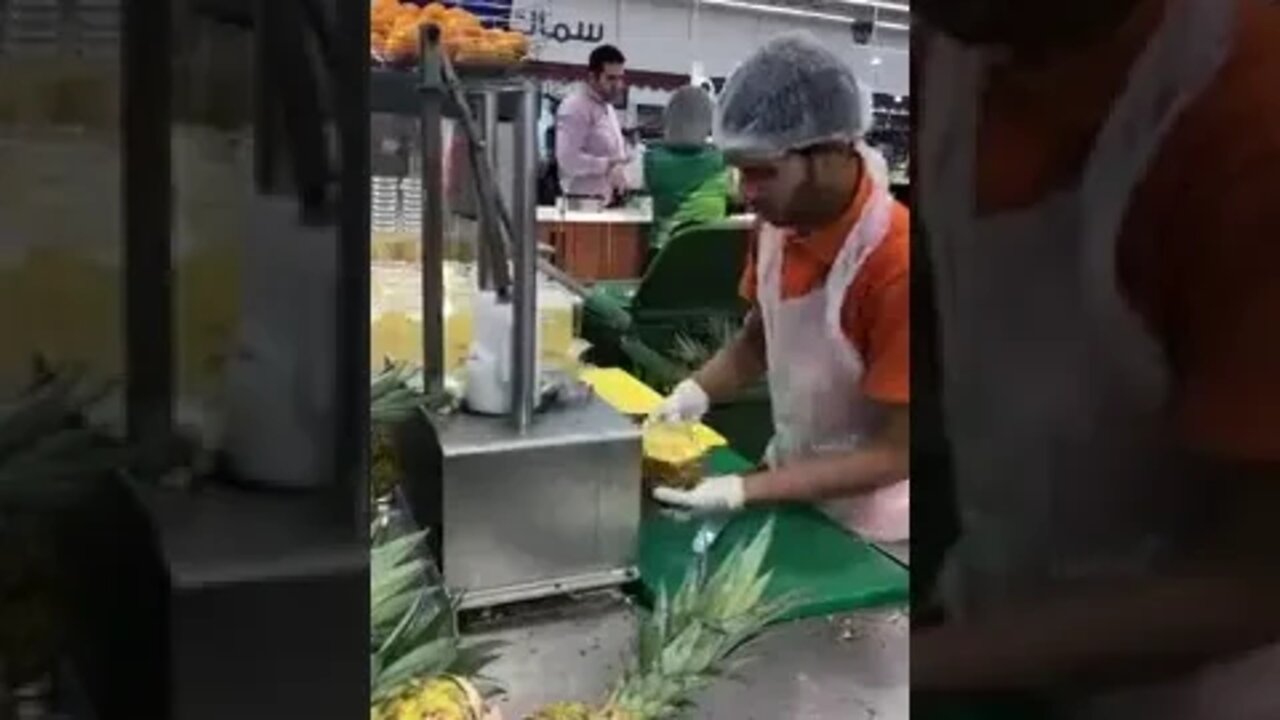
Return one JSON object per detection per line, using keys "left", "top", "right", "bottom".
{"left": 575, "top": 221, "right": 775, "bottom": 459}
{"left": 582, "top": 220, "right": 750, "bottom": 364}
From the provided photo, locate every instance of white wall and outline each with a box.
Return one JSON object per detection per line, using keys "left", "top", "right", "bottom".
{"left": 512, "top": 0, "right": 908, "bottom": 96}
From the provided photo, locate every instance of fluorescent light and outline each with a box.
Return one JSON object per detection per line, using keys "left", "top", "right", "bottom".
{"left": 699, "top": 0, "right": 911, "bottom": 29}
{"left": 870, "top": 55, "right": 883, "bottom": 65}
{"left": 821, "top": 0, "right": 912, "bottom": 12}
{"left": 699, "top": 0, "right": 855, "bottom": 24}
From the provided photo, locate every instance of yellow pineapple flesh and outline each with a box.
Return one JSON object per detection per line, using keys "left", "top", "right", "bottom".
{"left": 525, "top": 702, "right": 635, "bottom": 720}
{"left": 641, "top": 421, "right": 705, "bottom": 490}
{"left": 373, "top": 676, "right": 484, "bottom": 720}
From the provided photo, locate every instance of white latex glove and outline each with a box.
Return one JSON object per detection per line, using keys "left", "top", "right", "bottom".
{"left": 650, "top": 379, "right": 710, "bottom": 424}
{"left": 653, "top": 475, "right": 746, "bottom": 512}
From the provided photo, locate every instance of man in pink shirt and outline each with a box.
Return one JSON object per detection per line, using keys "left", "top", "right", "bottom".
{"left": 555, "top": 45, "right": 629, "bottom": 200}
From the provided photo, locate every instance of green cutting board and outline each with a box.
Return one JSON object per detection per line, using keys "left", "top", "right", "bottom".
{"left": 635, "top": 448, "right": 909, "bottom": 621}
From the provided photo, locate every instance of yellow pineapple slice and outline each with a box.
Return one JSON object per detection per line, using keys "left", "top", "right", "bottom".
{"left": 642, "top": 421, "right": 706, "bottom": 489}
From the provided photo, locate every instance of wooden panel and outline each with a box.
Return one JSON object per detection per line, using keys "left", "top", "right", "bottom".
{"left": 614, "top": 223, "right": 645, "bottom": 281}
{"left": 538, "top": 220, "right": 645, "bottom": 282}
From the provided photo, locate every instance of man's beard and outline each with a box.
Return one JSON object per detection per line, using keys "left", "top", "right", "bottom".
{"left": 914, "top": 0, "right": 1143, "bottom": 50}
{"left": 771, "top": 183, "right": 849, "bottom": 231}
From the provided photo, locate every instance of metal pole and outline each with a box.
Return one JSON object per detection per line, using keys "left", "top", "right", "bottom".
{"left": 419, "top": 26, "right": 447, "bottom": 391}
{"left": 510, "top": 82, "right": 540, "bottom": 431}
{"left": 475, "top": 90, "right": 500, "bottom": 290}
{"left": 336, "top": 0, "right": 371, "bottom": 531}
{"left": 123, "top": 0, "right": 173, "bottom": 477}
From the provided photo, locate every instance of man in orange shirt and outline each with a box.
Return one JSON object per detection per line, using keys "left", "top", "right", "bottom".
{"left": 914, "top": 0, "right": 1280, "bottom": 716}
{"left": 650, "top": 33, "right": 910, "bottom": 542}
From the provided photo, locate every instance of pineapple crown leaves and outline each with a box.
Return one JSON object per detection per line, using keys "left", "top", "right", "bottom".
{"left": 371, "top": 360, "right": 427, "bottom": 425}
{"left": 370, "top": 529, "right": 506, "bottom": 704}
{"left": 371, "top": 358, "right": 458, "bottom": 423}
{"left": 0, "top": 362, "right": 129, "bottom": 487}
{"left": 371, "top": 531, "right": 439, "bottom": 643}
{"left": 625, "top": 318, "right": 742, "bottom": 391}
{"left": 668, "top": 318, "right": 741, "bottom": 373}
{"left": 607, "top": 518, "right": 801, "bottom": 719}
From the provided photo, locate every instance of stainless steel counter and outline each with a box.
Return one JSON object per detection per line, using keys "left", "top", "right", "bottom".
{"left": 131, "top": 482, "right": 367, "bottom": 720}
{"left": 467, "top": 591, "right": 908, "bottom": 720}
{"left": 432, "top": 398, "right": 643, "bottom": 608}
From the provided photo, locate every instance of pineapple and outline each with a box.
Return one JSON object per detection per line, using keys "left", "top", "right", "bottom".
{"left": 371, "top": 529, "right": 504, "bottom": 720}
{"left": 527, "top": 520, "right": 795, "bottom": 720}
{"left": 641, "top": 422, "right": 705, "bottom": 491}
{"left": 524, "top": 703, "right": 605, "bottom": 720}
{"left": 371, "top": 361, "right": 428, "bottom": 426}
{"left": 370, "top": 361, "right": 427, "bottom": 501}
{"left": 0, "top": 365, "right": 123, "bottom": 686}
{"left": 0, "top": 365, "right": 124, "bottom": 487}
{"left": 668, "top": 319, "right": 740, "bottom": 375}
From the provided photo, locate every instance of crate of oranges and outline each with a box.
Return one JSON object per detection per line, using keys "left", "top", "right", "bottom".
{"left": 371, "top": 0, "right": 532, "bottom": 67}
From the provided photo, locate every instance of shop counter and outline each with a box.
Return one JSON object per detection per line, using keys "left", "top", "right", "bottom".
{"left": 536, "top": 206, "right": 757, "bottom": 282}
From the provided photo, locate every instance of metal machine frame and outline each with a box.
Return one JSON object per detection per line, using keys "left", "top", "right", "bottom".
{"left": 409, "top": 26, "right": 642, "bottom": 608}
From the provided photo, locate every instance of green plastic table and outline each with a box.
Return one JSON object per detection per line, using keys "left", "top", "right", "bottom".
{"left": 635, "top": 447, "right": 909, "bottom": 621}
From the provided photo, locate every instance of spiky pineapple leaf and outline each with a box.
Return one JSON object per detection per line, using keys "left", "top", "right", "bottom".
{"left": 0, "top": 370, "right": 106, "bottom": 461}
{"left": 373, "top": 557, "right": 427, "bottom": 613}
{"left": 371, "top": 587, "right": 419, "bottom": 638}
{"left": 604, "top": 518, "right": 798, "bottom": 719}
{"left": 636, "top": 588, "right": 668, "bottom": 669}
{"left": 0, "top": 367, "right": 127, "bottom": 492}
{"left": 372, "top": 637, "right": 458, "bottom": 701}
{"left": 377, "top": 590, "right": 427, "bottom": 657}
{"left": 451, "top": 639, "right": 506, "bottom": 676}
{"left": 369, "top": 525, "right": 507, "bottom": 708}
{"left": 371, "top": 530, "right": 427, "bottom": 579}
{"left": 370, "top": 361, "right": 428, "bottom": 425}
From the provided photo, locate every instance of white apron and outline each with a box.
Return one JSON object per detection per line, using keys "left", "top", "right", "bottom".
{"left": 758, "top": 173, "right": 910, "bottom": 543}
{"left": 921, "top": 0, "right": 1280, "bottom": 715}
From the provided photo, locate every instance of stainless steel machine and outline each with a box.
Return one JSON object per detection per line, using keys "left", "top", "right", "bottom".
{"left": 407, "top": 26, "right": 641, "bottom": 609}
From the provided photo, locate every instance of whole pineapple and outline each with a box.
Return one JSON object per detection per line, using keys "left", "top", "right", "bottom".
{"left": 0, "top": 366, "right": 123, "bottom": 487}
{"left": 369, "top": 362, "right": 426, "bottom": 501}
{"left": 0, "top": 366, "right": 122, "bottom": 685}
{"left": 371, "top": 362, "right": 427, "bottom": 426}
{"left": 527, "top": 520, "right": 794, "bottom": 720}
{"left": 371, "top": 529, "right": 504, "bottom": 720}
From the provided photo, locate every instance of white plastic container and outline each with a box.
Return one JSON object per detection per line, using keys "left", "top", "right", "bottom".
{"left": 464, "top": 290, "right": 543, "bottom": 415}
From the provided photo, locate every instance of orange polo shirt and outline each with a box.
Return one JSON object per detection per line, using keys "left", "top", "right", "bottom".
{"left": 740, "top": 171, "right": 911, "bottom": 405}
{"left": 924, "top": 0, "right": 1280, "bottom": 461}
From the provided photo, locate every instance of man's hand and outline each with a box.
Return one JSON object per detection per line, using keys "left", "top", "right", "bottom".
{"left": 650, "top": 379, "right": 710, "bottom": 424}
{"left": 653, "top": 475, "right": 746, "bottom": 512}
{"left": 911, "top": 460, "right": 1280, "bottom": 693}
{"left": 609, "top": 151, "right": 637, "bottom": 187}
{"left": 608, "top": 161, "right": 629, "bottom": 191}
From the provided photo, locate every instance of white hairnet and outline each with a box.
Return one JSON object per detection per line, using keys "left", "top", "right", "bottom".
{"left": 715, "top": 32, "right": 867, "bottom": 157}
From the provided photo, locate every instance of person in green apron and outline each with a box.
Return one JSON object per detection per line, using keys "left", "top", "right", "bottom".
{"left": 643, "top": 86, "right": 733, "bottom": 259}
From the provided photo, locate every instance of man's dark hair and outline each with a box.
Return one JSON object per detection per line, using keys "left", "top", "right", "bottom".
{"left": 588, "top": 45, "right": 626, "bottom": 74}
